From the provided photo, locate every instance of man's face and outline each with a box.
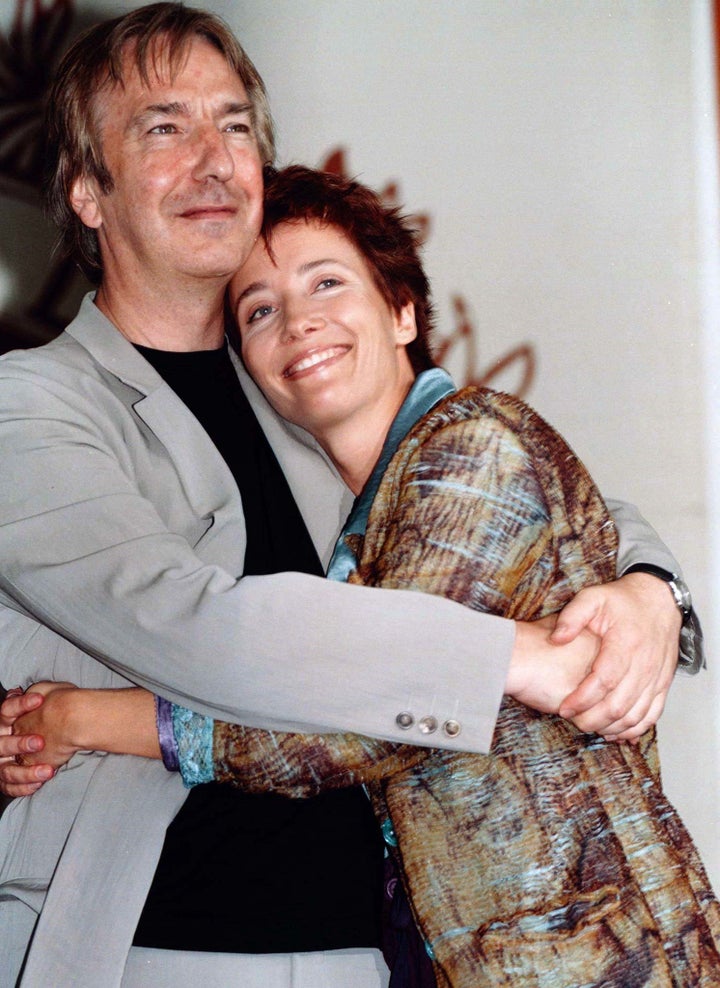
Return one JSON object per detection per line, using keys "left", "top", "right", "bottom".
{"left": 72, "top": 37, "right": 264, "bottom": 289}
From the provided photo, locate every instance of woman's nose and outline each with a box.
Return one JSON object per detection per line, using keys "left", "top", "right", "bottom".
{"left": 282, "top": 304, "right": 324, "bottom": 341}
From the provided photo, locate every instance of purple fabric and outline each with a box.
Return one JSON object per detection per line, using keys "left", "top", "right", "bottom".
{"left": 381, "top": 854, "right": 437, "bottom": 988}
{"left": 155, "top": 695, "right": 179, "bottom": 772}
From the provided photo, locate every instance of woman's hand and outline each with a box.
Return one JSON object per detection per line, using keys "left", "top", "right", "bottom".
{"left": 0, "top": 684, "right": 76, "bottom": 797}
{"left": 0, "top": 684, "right": 161, "bottom": 803}
{"left": 13, "top": 682, "right": 81, "bottom": 769}
{"left": 506, "top": 614, "right": 602, "bottom": 717}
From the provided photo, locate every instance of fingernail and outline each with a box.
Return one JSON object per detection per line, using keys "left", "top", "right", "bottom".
{"left": 37, "top": 767, "right": 54, "bottom": 780}
{"left": 28, "top": 737, "right": 43, "bottom": 751}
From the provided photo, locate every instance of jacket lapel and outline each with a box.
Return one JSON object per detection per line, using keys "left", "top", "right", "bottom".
{"left": 65, "top": 295, "right": 247, "bottom": 571}
{"left": 229, "top": 347, "right": 353, "bottom": 568}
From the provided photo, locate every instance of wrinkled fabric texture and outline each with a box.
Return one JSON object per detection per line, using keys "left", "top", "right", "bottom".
{"left": 209, "top": 384, "right": 720, "bottom": 986}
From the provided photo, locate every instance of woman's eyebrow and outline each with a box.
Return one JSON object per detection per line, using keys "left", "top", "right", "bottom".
{"left": 235, "top": 281, "right": 267, "bottom": 304}
{"left": 235, "top": 257, "right": 349, "bottom": 305}
{"left": 298, "top": 258, "right": 344, "bottom": 274}
{"left": 223, "top": 101, "right": 254, "bottom": 116}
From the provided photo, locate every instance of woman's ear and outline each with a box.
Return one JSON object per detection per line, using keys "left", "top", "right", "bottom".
{"left": 394, "top": 302, "right": 418, "bottom": 344}
{"left": 69, "top": 175, "right": 104, "bottom": 230}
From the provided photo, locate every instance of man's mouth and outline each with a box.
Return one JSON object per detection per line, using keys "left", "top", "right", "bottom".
{"left": 283, "top": 346, "right": 349, "bottom": 379}
{"left": 180, "top": 204, "right": 237, "bottom": 219}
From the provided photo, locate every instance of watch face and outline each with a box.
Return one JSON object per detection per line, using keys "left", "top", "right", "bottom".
{"left": 669, "top": 577, "right": 692, "bottom": 617}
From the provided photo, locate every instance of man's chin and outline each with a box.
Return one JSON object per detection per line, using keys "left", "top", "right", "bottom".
{"left": 180, "top": 250, "right": 255, "bottom": 283}
{"left": 196, "top": 236, "right": 259, "bottom": 277}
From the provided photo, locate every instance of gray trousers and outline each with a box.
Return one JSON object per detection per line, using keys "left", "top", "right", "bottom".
{"left": 121, "top": 946, "right": 390, "bottom": 988}
{"left": 1, "top": 900, "right": 389, "bottom": 988}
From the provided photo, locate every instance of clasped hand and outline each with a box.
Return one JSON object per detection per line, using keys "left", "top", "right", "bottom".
{"left": 503, "top": 571, "right": 678, "bottom": 741}
{"left": 0, "top": 682, "right": 78, "bottom": 797}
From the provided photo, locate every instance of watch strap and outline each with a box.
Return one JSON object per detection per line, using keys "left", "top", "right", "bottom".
{"left": 623, "top": 563, "right": 704, "bottom": 673}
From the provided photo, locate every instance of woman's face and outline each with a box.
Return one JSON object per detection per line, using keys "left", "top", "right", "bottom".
{"left": 231, "top": 219, "right": 417, "bottom": 440}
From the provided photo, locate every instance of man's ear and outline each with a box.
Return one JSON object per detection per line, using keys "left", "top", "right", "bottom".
{"left": 69, "top": 175, "right": 104, "bottom": 230}
{"left": 395, "top": 302, "right": 418, "bottom": 344}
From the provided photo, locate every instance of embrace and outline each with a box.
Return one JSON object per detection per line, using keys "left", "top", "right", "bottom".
{"left": 0, "top": 5, "right": 713, "bottom": 988}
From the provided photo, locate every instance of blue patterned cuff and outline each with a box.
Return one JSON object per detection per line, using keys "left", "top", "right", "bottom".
{"left": 170, "top": 703, "right": 215, "bottom": 788}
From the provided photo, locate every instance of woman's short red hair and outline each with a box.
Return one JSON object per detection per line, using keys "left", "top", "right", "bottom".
{"left": 261, "top": 165, "right": 436, "bottom": 373}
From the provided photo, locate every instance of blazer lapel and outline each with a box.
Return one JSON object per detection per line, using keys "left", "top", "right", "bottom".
{"left": 229, "top": 348, "right": 354, "bottom": 568}
{"left": 65, "top": 295, "right": 247, "bottom": 571}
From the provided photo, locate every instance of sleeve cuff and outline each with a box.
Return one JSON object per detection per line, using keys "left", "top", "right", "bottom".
{"left": 170, "top": 703, "right": 215, "bottom": 787}
{"left": 155, "top": 695, "right": 180, "bottom": 771}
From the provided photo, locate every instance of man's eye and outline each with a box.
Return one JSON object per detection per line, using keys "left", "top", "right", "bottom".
{"left": 226, "top": 122, "right": 252, "bottom": 134}
{"left": 248, "top": 304, "right": 274, "bottom": 323}
{"left": 149, "top": 123, "right": 177, "bottom": 135}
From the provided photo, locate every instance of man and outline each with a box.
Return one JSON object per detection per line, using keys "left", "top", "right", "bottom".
{"left": 0, "top": 4, "right": 698, "bottom": 987}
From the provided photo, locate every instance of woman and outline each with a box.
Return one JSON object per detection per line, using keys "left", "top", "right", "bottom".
{"left": 13, "top": 166, "right": 720, "bottom": 987}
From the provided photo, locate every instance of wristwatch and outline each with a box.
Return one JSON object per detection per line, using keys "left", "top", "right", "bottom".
{"left": 624, "top": 563, "right": 692, "bottom": 622}
{"left": 624, "top": 563, "right": 704, "bottom": 673}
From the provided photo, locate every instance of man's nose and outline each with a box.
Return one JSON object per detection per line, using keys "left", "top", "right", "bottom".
{"left": 191, "top": 126, "right": 234, "bottom": 182}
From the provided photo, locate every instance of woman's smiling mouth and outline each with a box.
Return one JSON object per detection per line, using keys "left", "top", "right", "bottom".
{"left": 283, "top": 345, "right": 350, "bottom": 379}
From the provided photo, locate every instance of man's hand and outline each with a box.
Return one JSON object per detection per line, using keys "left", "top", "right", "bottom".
{"left": 551, "top": 572, "right": 680, "bottom": 740}
{"left": 0, "top": 688, "right": 55, "bottom": 797}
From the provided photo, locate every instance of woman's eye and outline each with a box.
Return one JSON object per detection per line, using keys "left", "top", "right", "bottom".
{"left": 247, "top": 304, "right": 275, "bottom": 323}
{"left": 316, "top": 277, "right": 341, "bottom": 291}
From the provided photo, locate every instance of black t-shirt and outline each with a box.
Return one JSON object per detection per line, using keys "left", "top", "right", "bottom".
{"left": 132, "top": 344, "right": 384, "bottom": 953}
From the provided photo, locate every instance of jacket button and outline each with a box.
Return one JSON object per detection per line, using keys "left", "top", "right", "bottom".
{"left": 396, "top": 711, "right": 414, "bottom": 730}
{"left": 418, "top": 715, "right": 438, "bottom": 735}
{"left": 443, "top": 719, "right": 461, "bottom": 738}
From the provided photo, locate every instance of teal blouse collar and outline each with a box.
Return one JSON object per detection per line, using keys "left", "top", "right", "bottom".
{"left": 326, "top": 367, "right": 456, "bottom": 582}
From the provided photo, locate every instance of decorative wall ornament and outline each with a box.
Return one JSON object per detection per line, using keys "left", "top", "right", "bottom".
{"left": 321, "top": 147, "right": 536, "bottom": 397}
{"left": 0, "top": 0, "right": 74, "bottom": 198}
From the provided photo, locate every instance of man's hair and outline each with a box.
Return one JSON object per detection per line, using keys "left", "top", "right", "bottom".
{"left": 45, "top": 2, "right": 275, "bottom": 281}
{"left": 261, "top": 165, "right": 436, "bottom": 372}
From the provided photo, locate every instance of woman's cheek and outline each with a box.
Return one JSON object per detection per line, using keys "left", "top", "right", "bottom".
{"left": 242, "top": 339, "right": 274, "bottom": 394}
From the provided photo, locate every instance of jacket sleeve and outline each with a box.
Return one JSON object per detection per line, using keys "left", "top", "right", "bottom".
{"left": 607, "top": 498, "right": 683, "bottom": 576}
{"left": 0, "top": 367, "right": 510, "bottom": 752}
{"left": 606, "top": 498, "right": 703, "bottom": 672}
